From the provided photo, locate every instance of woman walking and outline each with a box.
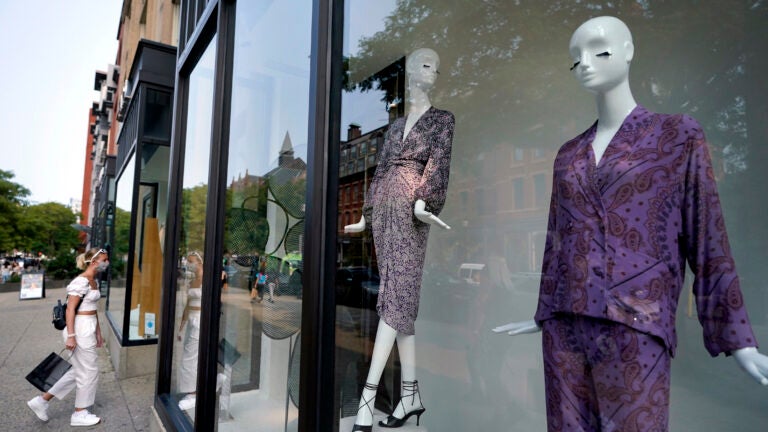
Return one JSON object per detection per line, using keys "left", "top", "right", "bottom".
{"left": 27, "top": 247, "right": 108, "bottom": 426}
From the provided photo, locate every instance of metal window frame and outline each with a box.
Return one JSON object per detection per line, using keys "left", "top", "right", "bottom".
{"left": 154, "top": 0, "right": 344, "bottom": 430}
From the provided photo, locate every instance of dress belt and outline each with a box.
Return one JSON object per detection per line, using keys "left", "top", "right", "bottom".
{"left": 188, "top": 306, "right": 202, "bottom": 311}
{"left": 76, "top": 310, "right": 97, "bottom": 315}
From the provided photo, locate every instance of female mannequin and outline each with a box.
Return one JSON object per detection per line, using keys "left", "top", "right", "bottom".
{"left": 345, "top": 47, "right": 454, "bottom": 431}
{"left": 493, "top": 16, "right": 768, "bottom": 431}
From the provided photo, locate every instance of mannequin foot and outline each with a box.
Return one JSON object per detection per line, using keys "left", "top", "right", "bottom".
{"left": 351, "top": 382, "right": 378, "bottom": 432}
{"left": 379, "top": 380, "right": 426, "bottom": 428}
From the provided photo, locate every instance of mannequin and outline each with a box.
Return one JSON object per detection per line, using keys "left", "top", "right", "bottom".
{"left": 493, "top": 16, "right": 768, "bottom": 431}
{"left": 344, "top": 47, "right": 454, "bottom": 431}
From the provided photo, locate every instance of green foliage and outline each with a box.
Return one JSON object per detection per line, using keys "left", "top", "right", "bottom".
{"left": 19, "top": 202, "right": 80, "bottom": 256}
{"left": 111, "top": 206, "right": 132, "bottom": 277}
{"left": 8, "top": 273, "right": 22, "bottom": 283}
{"left": 0, "top": 169, "right": 30, "bottom": 252}
{"left": 0, "top": 170, "right": 80, "bottom": 260}
{"left": 43, "top": 251, "right": 81, "bottom": 280}
{"left": 181, "top": 184, "right": 209, "bottom": 254}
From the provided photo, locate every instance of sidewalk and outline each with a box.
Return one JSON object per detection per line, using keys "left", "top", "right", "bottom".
{"left": 0, "top": 285, "right": 156, "bottom": 431}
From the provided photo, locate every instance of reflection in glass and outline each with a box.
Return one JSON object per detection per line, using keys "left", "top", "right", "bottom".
{"left": 213, "top": 1, "right": 311, "bottom": 430}
{"left": 108, "top": 155, "right": 135, "bottom": 337}
{"left": 336, "top": 1, "right": 768, "bottom": 431}
{"left": 128, "top": 144, "right": 170, "bottom": 341}
{"left": 171, "top": 35, "right": 217, "bottom": 423}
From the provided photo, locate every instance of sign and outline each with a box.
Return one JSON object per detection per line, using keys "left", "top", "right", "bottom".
{"left": 145, "top": 312, "right": 156, "bottom": 336}
{"left": 19, "top": 272, "right": 45, "bottom": 300}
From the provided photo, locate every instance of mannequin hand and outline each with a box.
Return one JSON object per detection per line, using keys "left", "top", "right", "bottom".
{"left": 492, "top": 319, "right": 542, "bottom": 336}
{"left": 344, "top": 216, "right": 366, "bottom": 233}
{"left": 414, "top": 199, "right": 451, "bottom": 229}
{"left": 732, "top": 347, "right": 768, "bottom": 386}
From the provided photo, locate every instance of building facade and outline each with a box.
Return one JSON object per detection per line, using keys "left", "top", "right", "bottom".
{"left": 116, "top": 1, "right": 768, "bottom": 431}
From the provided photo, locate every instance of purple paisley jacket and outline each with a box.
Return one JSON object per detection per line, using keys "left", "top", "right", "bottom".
{"left": 533, "top": 105, "right": 757, "bottom": 357}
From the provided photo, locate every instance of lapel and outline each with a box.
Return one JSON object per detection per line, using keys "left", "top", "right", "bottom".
{"left": 399, "top": 106, "right": 434, "bottom": 153}
{"left": 572, "top": 122, "right": 605, "bottom": 219}
{"left": 571, "top": 105, "right": 648, "bottom": 220}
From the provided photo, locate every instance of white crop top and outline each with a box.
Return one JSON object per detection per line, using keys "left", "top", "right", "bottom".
{"left": 188, "top": 287, "right": 202, "bottom": 308}
{"left": 67, "top": 276, "right": 101, "bottom": 312}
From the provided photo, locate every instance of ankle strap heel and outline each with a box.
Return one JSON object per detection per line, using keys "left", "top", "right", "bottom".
{"left": 351, "top": 382, "right": 378, "bottom": 432}
{"left": 379, "top": 380, "right": 426, "bottom": 428}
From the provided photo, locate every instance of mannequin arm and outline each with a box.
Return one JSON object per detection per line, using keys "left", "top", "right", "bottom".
{"left": 492, "top": 319, "right": 542, "bottom": 336}
{"left": 414, "top": 199, "right": 451, "bottom": 230}
{"left": 732, "top": 347, "right": 768, "bottom": 386}
{"left": 344, "top": 216, "right": 366, "bottom": 233}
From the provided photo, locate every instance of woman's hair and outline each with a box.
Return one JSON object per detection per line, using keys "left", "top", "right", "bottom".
{"left": 187, "top": 251, "right": 203, "bottom": 264}
{"left": 76, "top": 247, "right": 106, "bottom": 270}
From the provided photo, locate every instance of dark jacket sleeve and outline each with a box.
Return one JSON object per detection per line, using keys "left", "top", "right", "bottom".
{"left": 413, "top": 111, "right": 455, "bottom": 214}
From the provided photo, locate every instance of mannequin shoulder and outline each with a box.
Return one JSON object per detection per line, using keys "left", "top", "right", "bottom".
{"left": 430, "top": 107, "right": 455, "bottom": 123}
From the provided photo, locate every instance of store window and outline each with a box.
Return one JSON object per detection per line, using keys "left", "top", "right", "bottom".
{"left": 212, "top": 1, "right": 311, "bottom": 429}
{"left": 335, "top": 2, "right": 768, "bottom": 431}
{"left": 171, "top": 35, "right": 217, "bottom": 424}
{"left": 129, "top": 143, "right": 170, "bottom": 341}
{"left": 109, "top": 155, "right": 135, "bottom": 335}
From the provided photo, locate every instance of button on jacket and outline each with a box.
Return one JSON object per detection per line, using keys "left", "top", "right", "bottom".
{"left": 534, "top": 105, "right": 757, "bottom": 357}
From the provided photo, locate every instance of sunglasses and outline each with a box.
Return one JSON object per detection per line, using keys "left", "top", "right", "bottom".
{"left": 85, "top": 249, "right": 108, "bottom": 263}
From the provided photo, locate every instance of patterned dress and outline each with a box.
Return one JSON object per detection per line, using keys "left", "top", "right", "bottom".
{"left": 363, "top": 106, "right": 455, "bottom": 335}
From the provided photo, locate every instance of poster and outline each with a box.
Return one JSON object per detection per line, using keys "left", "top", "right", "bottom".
{"left": 19, "top": 272, "right": 45, "bottom": 300}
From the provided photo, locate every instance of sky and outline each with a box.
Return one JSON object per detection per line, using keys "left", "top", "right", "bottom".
{"left": 0, "top": 0, "right": 122, "bottom": 206}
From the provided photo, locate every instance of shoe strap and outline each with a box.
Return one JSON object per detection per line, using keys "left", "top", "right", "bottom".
{"left": 358, "top": 382, "right": 378, "bottom": 417}
{"left": 396, "top": 380, "right": 424, "bottom": 412}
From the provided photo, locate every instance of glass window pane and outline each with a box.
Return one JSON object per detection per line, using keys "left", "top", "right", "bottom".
{"left": 336, "top": 2, "right": 768, "bottom": 431}
{"left": 214, "top": 1, "right": 311, "bottom": 429}
{"left": 171, "top": 36, "right": 217, "bottom": 424}
{"left": 108, "top": 155, "right": 135, "bottom": 337}
{"left": 127, "top": 144, "right": 170, "bottom": 341}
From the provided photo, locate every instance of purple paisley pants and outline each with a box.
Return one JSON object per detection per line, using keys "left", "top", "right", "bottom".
{"left": 542, "top": 315, "right": 670, "bottom": 432}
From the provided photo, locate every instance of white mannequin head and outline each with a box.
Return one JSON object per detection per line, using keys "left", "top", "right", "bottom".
{"left": 406, "top": 48, "right": 440, "bottom": 91}
{"left": 569, "top": 16, "right": 634, "bottom": 94}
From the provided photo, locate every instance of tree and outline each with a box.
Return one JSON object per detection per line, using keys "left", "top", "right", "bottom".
{"left": 19, "top": 202, "right": 80, "bottom": 256}
{"left": 0, "top": 169, "right": 30, "bottom": 252}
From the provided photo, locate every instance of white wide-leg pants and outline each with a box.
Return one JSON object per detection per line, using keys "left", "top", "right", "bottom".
{"left": 178, "top": 311, "right": 200, "bottom": 393}
{"left": 48, "top": 315, "right": 99, "bottom": 408}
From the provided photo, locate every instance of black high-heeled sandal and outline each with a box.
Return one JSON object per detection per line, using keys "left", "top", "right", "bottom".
{"left": 351, "top": 382, "right": 378, "bottom": 432}
{"left": 378, "top": 380, "right": 426, "bottom": 428}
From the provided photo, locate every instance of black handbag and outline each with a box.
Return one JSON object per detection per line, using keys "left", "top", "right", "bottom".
{"left": 25, "top": 349, "right": 73, "bottom": 392}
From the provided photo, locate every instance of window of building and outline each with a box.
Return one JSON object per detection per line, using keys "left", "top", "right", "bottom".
{"left": 513, "top": 178, "right": 524, "bottom": 209}
{"left": 332, "top": 4, "right": 768, "bottom": 430}
{"left": 533, "top": 173, "right": 546, "bottom": 208}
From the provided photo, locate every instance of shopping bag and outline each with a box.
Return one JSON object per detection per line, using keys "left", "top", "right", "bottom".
{"left": 217, "top": 338, "right": 241, "bottom": 367}
{"left": 25, "top": 349, "right": 73, "bottom": 392}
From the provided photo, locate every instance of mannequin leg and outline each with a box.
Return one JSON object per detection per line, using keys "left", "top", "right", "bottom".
{"left": 353, "top": 320, "right": 398, "bottom": 428}
{"left": 390, "top": 333, "right": 423, "bottom": 418}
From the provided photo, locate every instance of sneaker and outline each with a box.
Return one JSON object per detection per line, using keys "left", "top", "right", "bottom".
{"left": 70, "top": 409, "right": 101, "bottom": 427}
{"left": 178, "top": 394, "right": 196, "bottom": 410}
{"left": 27, "top": 396, "right": 49, "bottom": 422}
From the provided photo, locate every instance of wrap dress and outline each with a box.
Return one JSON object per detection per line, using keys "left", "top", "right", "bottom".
{"left": 362, "top": 106, "right": 455, "bottom": 335}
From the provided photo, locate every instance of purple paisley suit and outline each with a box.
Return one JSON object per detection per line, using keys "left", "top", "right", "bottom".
{"left": 533, "top": 105, "right": 757, "bottom": 431}
{"left": 363, "top": 107, "right": 454, "bottom": 335}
